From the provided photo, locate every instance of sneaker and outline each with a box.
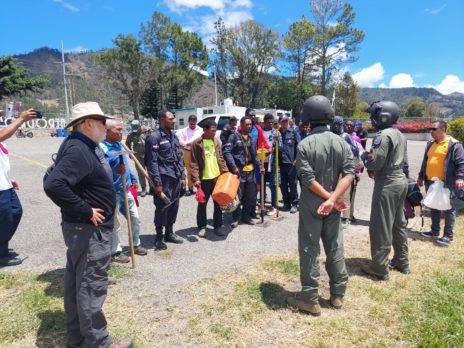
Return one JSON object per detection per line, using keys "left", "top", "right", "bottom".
{"left": 184, "top": 189, "right": 194, "bottom": 197}
{"left": 266, "top": 207, "right": 277, "bottom": 216}
{"left": 111, "top": 252, "right": 130, "bottom": 264}
{"left": 290, "top": 206, "right": 298, "bottom": 214}
{"left": 139, "top": 190, "right": 147, "bottom": 197}
{"left": 198, "top": 228, "right": 206, "bottom": 238}
{"left": 280, "top": 205, "right": 291, "bottom": 212}
{"left": 349, "top": 217, "right": 357, "bottom": 223}
{"left": 134, "top": 245, "right": 147, "bottom": 256}
{"left": 0, "top": 255, "right": 23, "bottom": 267}
{"left": 436, "top": 236, "right": 452, "bottom": 247}
{"left": 165, "top": 232, "right": 183, "bottom": 244}
{"left": 230, "top": 221, "right": 239, "bottom": 229}
{"left": 421, "top": 231, "right": 439, "bottom": 238}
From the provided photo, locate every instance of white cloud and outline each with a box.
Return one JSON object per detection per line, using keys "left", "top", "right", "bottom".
{"left": 352, "top": 62, "right": 385, "bottom": 87}
{"left": 231, "top": 0, "right": 252, "bottom": 8}
{"left": 434, "top": 75, "right": 464, "bottom": 94}
{"left": 425, "top": 4, "right": 446, "bottom": 15}
{"left": 389, "top": 73, "right": 414, "bottom": 88}
{"left": 52, "top": 0, "right": 79, "bottom": 12}
{"left": 164, "top": 0, "right": 225, "bottom": 13}
{"left": 64, "top": 45, "right": 88, "bottom": 53}
{"left": 378, "top": 83, "right": 387, "bottom": 88}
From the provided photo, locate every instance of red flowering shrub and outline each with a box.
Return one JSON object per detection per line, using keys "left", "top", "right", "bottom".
{"left": 394, "top": 120, "right": 434, "bottom": 133}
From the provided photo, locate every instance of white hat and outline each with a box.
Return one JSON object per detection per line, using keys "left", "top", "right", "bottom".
{"left": 65, "top": 102, "right": 115, "bottom": 129}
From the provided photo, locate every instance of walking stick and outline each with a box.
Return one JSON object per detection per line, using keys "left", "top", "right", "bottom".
{"left": 257, "top": 149, "right": 267, "bottom": 224}
{"left": 119, "top": 155, "right": 136, "bottom": 269}
{"left": 275, "top": 129, "right": 281, "bottom": 218}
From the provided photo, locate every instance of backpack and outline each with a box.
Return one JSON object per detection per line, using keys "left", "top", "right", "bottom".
{"left": 406, "top": 178, "right": 423, "bottom": 207}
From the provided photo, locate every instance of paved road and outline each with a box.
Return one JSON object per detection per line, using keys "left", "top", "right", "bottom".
{"left": 4, "top": 136, "right": 425, "bottom": 292}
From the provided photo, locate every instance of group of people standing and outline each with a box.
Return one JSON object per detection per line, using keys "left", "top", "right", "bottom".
{"left": 0, "top": 91, "right": 458, "bottom": 346}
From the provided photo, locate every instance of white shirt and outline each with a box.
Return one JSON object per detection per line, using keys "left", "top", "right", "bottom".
{"left": 0, "top": 143, "right": 12, "bottom": 190}
{"left": 178, "top": 126, "right": 203, "bottom": 150}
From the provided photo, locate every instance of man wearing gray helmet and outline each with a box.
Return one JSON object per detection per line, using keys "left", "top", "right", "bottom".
{"left": 288, "top": 95, "right": 354, "bottom": 316}
{"left": 361, "top": 101, "right": 410, "bottom": 280}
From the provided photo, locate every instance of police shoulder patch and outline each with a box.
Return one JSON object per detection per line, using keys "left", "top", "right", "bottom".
{"left": 373, "top": 136, "right": 382, "bottom": 148}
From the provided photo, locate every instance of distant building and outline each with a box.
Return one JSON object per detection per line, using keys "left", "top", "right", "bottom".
{"left": 173, "top": 98, "right": 292, "bottom": 129}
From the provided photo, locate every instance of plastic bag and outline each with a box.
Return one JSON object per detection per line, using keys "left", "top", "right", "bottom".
{"left": 423, "top": 180, "right": 451, "bottom": 211}
{"left": 195, "top": 187, "right": 206, "bottom": 203}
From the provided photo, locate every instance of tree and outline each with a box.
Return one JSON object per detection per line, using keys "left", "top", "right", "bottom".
{"left": 0, "top": 56, "right": 46, "bottom": 98}
{"left": 267, "top": 78, "right": 313, "bottom": 115}
{"left": 140, "top": 11, "right": 209, "bottom": 110}
{"left": 211, "top": 20, "right": 281, "bottom": 107}
{"left": 353, "top": 100, "right": 369, "bottom": 120}
{"left": 282, "top": 18, "right": 316, "bottom": 114}
{"left": 306, "top": 0, "right": 364, "bottom": 96}
{"left": 95, "top": 35, "right": 153, "bottom": 119}
{"left": 403, "top": 97, "right": 426, "bottom": 117}
{"left": 334, "top": 72, "right": 359, "bottom": 117}
{"left": 210, "top": 18, "right": 231, "bottom": 99}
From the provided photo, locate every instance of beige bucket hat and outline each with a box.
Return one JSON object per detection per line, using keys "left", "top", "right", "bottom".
{"left": 65, "top": 102, "right": 115, "bottom": 129}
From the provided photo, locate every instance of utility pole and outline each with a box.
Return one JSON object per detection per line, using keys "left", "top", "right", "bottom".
{"left": 214, "top": 66, "right": 218, "bottom": 106}
{"left": 61, "top": 41, "right": 70, "bottom": 121}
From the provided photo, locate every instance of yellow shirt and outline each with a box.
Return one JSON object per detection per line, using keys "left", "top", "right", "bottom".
{"left": 241, "top": 135, "right": 254, "bottom": 172}
{"left": 202, "top": 139, "right": 221, "bottom": 180}
{"left": 426, "top": 137, "right": 450, "bottom": 180}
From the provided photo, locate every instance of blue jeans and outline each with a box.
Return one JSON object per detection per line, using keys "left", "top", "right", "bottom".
{"left": 0, "top": 189, "right": 23, "bottom": 257}
{"left": 112, "top": 191, "right": 141, "bottom": 254}
{"left": 426, "top": 181, "right": 455, "bottom": 238}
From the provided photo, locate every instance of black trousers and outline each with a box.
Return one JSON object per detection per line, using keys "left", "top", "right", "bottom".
{"left": 280, "top": 163, "right": 298, "bottom": 207}
{"left": 197, "top": 178, "right": 223, "bottom": 229}
{"left": 154, "top": 175, "right": 181, "bottom": 228}
{"left": 233, "top": 171, "right": 257, "bottom": 222}
{"left": 62, "top": 222, "right": 112, "bottom": 348}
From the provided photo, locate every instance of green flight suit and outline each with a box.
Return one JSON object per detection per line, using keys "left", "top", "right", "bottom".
{"left": 364, "top": 127, "right": 409, "bottom": 276}
{"left": 125, "top": 131, "right": 147, "bottom": 191}
{"left": 296, "top": 125, "right": 355, "bottom": 303}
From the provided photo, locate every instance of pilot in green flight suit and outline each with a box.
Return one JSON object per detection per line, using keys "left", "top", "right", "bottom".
{"left": 361, "top": 100, "right": 410, "bottom": 280}
{"left": 287, "top": 95, "right": 354, "bottom": 316}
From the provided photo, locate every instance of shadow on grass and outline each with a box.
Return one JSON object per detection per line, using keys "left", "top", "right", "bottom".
{"left": 36, "top": 310, "right": 67, "bottom": 348}
{"left": 259, "top": 282, "right": 292, "bottom": 310}
{"left": 345, "top": 257, "right": 372, "bottom": 278}
{"left": 36, "top": 268, "right": 65, "bottom": 298}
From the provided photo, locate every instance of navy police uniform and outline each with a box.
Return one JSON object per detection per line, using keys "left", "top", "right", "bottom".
{"left": 145, "top": 128, "right": 185, "bottom": 233}
{"left": 279, "top": 128, "right": 301, "bottom": 209}
{"left": 223, "top": 132, "right": 262, "bottom": 223}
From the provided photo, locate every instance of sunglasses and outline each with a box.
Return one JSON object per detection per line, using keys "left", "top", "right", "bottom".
{"left": 429, "top": 127, "right": 438, "bottom": 131}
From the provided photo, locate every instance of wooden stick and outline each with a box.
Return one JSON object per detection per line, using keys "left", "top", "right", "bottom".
{"left": 119, "top": 157, "right": 136, "bottom": 269}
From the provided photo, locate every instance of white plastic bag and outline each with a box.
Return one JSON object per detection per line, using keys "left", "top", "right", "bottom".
{"left": 423, "top": 180, "right": 452, "bottom": 211}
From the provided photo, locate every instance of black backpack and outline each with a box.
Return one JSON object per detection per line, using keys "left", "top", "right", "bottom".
{"left": 406, "top": 178, "right": 423, "bottom": 207}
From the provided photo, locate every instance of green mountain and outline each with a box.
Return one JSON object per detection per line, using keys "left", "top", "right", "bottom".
{"left": 12, "top": 47, "right": 464, "bottom": 117}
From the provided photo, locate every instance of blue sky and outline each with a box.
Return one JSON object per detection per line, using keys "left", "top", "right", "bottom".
{"left": 1, "top": 0, "right": 463, "bottom": 94}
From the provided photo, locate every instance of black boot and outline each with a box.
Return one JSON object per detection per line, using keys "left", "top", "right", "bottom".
{"left": 164, "top": 225, "right": 183, "bottom": 244}
{"left": 154, "top": 227, "right": 167, "bottom": 250}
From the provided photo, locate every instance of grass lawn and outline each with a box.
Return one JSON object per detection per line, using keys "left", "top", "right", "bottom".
{"left": 1, "top": 219, "right": 463, "bottom": 347}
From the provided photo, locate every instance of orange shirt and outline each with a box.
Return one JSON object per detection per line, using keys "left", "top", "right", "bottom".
{"left": 426, "top": 137, "right": 450, "bottom": 180}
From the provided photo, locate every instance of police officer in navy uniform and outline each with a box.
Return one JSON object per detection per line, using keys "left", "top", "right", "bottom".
{"left": 279, "top": 115, "right": 301, "bottom": 213}
{"left": 223, "top": 115, "right": 264, "bottom": 227}
{"left": 145, "top": 110, "right": 185, "bottom": 250}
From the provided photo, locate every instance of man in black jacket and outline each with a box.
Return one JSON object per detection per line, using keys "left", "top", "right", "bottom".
{"left": 418, "top": 120, "right": 464, "bottom": 246}
{"left": 223, "top": 116, "right": 264, "bottom": 227}
{"left": 44, "top": 102, "right": 131, "bottom": 348}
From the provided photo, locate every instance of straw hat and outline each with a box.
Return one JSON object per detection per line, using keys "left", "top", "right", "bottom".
{"left": 65, "top": 102, "right": 115, "bottom": 129}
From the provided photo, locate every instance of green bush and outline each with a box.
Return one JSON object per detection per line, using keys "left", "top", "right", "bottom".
{"left": 448, "top": 118, "right": 464, "bottom": 142}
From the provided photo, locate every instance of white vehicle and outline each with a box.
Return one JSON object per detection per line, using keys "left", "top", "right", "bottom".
{"left": 197, "top": 114, "right": 234, "bottom": 143}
